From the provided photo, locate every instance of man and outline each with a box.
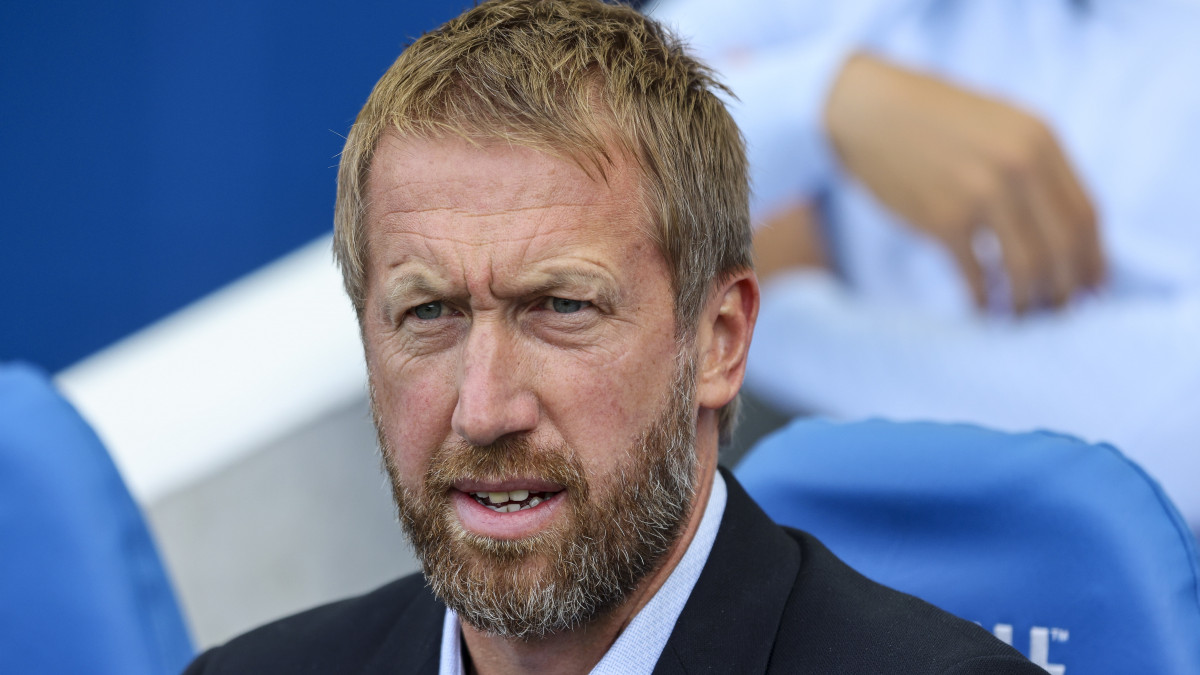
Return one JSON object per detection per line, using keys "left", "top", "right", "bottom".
{"left": 185, "top": 1, "right": 1041, "bottom": 672}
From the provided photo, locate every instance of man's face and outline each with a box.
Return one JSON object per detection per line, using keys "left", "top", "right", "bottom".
{"left": 361, "top": 134, "right": 698, "bottom": 638}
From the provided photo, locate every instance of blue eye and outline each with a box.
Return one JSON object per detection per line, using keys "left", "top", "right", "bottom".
{"left": 550, "top": 297, "right": 587, "bottom": 313}
{"left": 411, "top": 302, "right": 444, "bottom": 320}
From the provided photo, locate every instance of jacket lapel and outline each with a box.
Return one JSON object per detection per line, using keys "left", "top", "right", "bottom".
{"left": 653, "top": 468, "right": 802, "bottom": 674}
{"left": 359, "top": 582, "right": 445, "bottom": 675}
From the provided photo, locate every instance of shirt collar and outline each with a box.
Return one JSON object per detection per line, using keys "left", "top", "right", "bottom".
{"left": 438, "top": 470, "right": 728, "bottom": 675}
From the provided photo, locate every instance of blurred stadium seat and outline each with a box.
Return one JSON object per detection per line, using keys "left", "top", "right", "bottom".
{"left": 0, "top": 362, "right": 193, "bottom": 674}
{"left": 737, "top": 418, "right": 1200, "bottom": 674}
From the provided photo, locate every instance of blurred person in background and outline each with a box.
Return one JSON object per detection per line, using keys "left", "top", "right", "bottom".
{"left": 650, "top": 0, "right": 1200, "bottom": 537}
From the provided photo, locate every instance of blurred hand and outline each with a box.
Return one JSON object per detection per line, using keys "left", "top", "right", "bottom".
{"left": 754, "top": 202, "right": 827, "bottom": 281}
{"left": 824, "top": 52, "right": 1104, "bottom": 313}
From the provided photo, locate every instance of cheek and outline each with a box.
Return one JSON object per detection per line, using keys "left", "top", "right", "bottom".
{"left": 537, "top": 327, "right": 679, "bottom": 475}
{"left": 367, "top": 340, "right": 459, "bottom": 487}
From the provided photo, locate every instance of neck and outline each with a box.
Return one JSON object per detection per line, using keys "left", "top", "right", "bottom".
{"left": 460, "top": 447, "right": 719, "bottom": 675}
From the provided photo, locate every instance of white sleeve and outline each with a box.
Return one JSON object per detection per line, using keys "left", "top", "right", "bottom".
{"left": 746, "top": 270, "right": 1200, "bottom": 528}
{"left": 648, "top": 0, "right": 925, "bottom": 220}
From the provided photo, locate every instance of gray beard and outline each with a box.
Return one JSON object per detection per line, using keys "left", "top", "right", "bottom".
{"left": 375, "top": 353, "right": 698, "bottom": 640}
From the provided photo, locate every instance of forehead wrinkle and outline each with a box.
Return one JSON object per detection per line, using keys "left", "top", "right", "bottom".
{"left": 372, "top": 187, "right": 603, "bottom": 241}
{"left": 369, "top": 165, "right": 611, "bottom": 224}
{"left": 374, "top": 197, "right": 630, "bottom": 265}
{"left": 376, "top": 224, "right": 551, "bottom": 250}
{"left": 369, "top": 155, "right": 605, "bottom": 214}
{"left": 375, "top": 202, "right": 600, "bottom": 218}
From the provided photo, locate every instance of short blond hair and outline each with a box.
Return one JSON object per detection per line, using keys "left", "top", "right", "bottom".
{"left": 334, "top": 0, "right": 751, "bottom": 440}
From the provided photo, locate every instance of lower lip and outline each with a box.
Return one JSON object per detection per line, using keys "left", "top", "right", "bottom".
{"left": 451, "top": 490, "right": 566, "bottom": 540}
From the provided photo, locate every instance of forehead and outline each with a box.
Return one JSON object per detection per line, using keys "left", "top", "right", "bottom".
{"left": 367, "top": 133, "right": 627, "bottom": 208}
{"left": 363, "top": 133, "right": 656, "bottom": 274}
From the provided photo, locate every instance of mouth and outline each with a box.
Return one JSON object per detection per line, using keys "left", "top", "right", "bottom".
{"left": 469, "top": 489, "right": 561, "bottom": 513}
{"left": 450, "top": 481, "right": 567, "bottom": 539}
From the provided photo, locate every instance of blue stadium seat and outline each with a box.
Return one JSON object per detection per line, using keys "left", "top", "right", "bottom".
{"left": 0, "top": 362, "right": 194, "bottom": 674}
{"left": 736, "top": 418, "right": 1200, "bottom": 674}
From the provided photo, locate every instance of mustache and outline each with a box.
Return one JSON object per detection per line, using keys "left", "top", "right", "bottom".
{"left": 425, "top": 436, "right": 591, "bottom": 502}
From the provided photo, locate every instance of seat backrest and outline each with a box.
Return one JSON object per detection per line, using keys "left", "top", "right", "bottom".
{"left": 736, "top": 418, "right": 1200, "bottom": 675}
{"left": 0, "top": 362, "right": 194, "bottom": 674}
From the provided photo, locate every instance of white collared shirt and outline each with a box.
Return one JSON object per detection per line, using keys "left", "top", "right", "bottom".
{"left": 438, "top": 470, "right": 728, "bottom": 675}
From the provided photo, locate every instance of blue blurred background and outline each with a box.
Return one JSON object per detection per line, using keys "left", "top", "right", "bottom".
{"left": 1, "top": 0, "right": 468, "bottom": 372}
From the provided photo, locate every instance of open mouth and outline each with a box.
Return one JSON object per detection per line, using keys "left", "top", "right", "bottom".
{"left": 469, "top": 489, "right": 560, "bottom": 513}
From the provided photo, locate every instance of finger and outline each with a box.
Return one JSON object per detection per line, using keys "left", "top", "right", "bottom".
{"left": 1019, "top": 167, "right": 1077, "bottom": 308}
{"left": 1045, "top": 144, "right": 1104, "bottom": 287}
{"left": 984, "top": 187, "right": 1047, "bottom": 315}
{"left": 946, "top": 232, "right": 987, "bottom": 310}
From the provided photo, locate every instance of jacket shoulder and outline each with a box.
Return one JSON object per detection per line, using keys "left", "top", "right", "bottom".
{"left": 774, "top": 528, "right": 1044, "bottom": 673}
{"left": 184, "top": 573, "right": 441, "bottom": 674}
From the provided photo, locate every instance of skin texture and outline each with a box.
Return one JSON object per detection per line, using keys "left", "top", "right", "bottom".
{"left": 822, "top": 52, "right": 1104, "bottom": 314}
{"left": 360, "top": 133, "right": 758, "bottom": 675}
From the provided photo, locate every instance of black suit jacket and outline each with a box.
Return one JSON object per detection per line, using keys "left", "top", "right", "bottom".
{"left": 185, "top": 469, "right": 1041, "bottom": 673}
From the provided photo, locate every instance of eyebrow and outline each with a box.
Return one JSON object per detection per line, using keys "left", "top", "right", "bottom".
{"left": 521, "top": 268, "right": 621, "bottom": 308}
{"left": 382, "top": 271, "right": 447, "bottom": 319}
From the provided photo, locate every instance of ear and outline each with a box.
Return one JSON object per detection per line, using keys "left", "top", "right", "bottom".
{"left": 695, "top": 271, "right": 760, "bottom": 412}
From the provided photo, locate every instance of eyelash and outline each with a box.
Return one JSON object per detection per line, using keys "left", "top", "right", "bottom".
{"left": 539, "top": 297, "right": 592, "bottom": 314}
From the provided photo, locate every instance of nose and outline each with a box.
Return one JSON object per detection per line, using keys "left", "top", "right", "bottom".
{"left": 451, "top": 321, "right": 539, "bottom": 446}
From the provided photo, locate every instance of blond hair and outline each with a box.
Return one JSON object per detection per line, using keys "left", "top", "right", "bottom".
{"left": 334, "top": 0, "right": 751, "bottom": 441}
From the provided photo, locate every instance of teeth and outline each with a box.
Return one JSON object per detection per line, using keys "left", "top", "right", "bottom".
{"left": 470, "top": 490, "right": 555, "bottom": 511}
